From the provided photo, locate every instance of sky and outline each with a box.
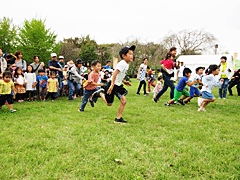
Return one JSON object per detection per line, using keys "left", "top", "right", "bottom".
{"left": 1, "top": 0, "right": 240, "bottom": 56}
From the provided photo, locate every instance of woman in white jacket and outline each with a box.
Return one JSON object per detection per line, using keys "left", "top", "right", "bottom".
{"left": 218, "top": 56, "right": 233, "bottom": 99}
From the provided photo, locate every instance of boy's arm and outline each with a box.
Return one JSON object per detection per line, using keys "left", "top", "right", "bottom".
{"left": 107, "top": 70, "right": 120, "bottom": 94}
{"left": 186, "top": 79, "right": 197, "bottom": 86}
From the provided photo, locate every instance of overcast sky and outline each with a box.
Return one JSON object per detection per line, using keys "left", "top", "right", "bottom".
{"left": 2, "top": 0, "right": 240, "bottom": 56}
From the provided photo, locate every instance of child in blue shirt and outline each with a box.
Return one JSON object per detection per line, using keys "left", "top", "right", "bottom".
{"left": 33, "top": 69, "right": 48, "bottom": 101}
{"left": 165, "top": 68, "right": 196, "bottom": 106}
{"left": 198, "top": 65, "right": 224, "bottom": 111}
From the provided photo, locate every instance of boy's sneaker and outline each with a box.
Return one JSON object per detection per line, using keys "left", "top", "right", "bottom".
{"left": 89, "top": 98, "right": 94, "bottom": 107}
{"left": 165, "top": 102, "right": 170, "bottom": 106}
{"left": 92, "top": 88, "right": 105, "bottom": 98}
{"left": 178, "top": 99, "right": 185, "bottom": 105}
{"left": 144, "top": 93, "right": 149, "bottom": 96}
{"left": 198, "top": 108, "right": 206, "bottom": 112}
{"left": 114, "top": 117, "right": 127, "bottom": 124}
{"left": 172, "top": 102, "right": 179, "bottom": 105}
{"left": 10, "top": 109, "right": 16, "bottom": 113}
{"left": 136, "top": 93, "right": 140, "bottom": 95}
{"left": 78, "top": 108, "right": 84, "bottom": 112}
{"left": 153, "top": 98, "right": 158, "bottom": 103}
{"left": 51, "top": 100, "right": 54, "bottom": 102}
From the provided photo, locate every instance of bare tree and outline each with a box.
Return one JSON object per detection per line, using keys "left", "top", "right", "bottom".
{"left": 161, "top": 29, "right": 217, "bottom": 55}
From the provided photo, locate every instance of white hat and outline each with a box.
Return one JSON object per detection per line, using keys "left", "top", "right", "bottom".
{"left": 59, "top": 55, "right": 64, "bottom": 59}
{"left": 51, "top": 53, "right": 57, "bottom": 57}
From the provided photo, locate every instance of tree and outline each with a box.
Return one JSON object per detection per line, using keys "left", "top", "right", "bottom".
{"left": 161, "top": 29, "right": 217, "bottom": 55}
{"left": 17, "top": 18, "right": 61, "bottom": 64}
{"left": 58, "top": 40, "right": 80, "bottom": 61}
{"left": 0, "top": 17, "right": 17, "bottom": 53}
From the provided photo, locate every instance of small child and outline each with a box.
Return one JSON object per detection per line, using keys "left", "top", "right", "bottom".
{"left": 165, "top": 68, "right": 196, "bottom": 106}
{"left": 79, "top": 60, "right": 104, "bottom": 111}
{"left": 0, "top": 71, "right": 16, "bottom": 112}
{"left": 184, "top": 67, "right": 204, "bottom": 104}
{"left": 34, "top": 69, "right": 48, "bottom": 101}
{"left": 102, "top": 70, "right": 109, "bottom": 84}
{"left": 24, "top": 65, "right": 36, "bottom": 101}
{"left": 14, "top": 67, "right": 26, "bottom": 102}
{"left": 147, "top": 67, "right": 156, "bottom": 92}
{"left": 161, "top": 53, "right": 175, "bottom": 75}
{"left": 153, "top": 76, "right": 163, "bottom": 99}
{"left": 46, "top": 71, "right": 60, "bottom": 101}
{"left": 198, "top": 65, "right": 224, "bottom": 111}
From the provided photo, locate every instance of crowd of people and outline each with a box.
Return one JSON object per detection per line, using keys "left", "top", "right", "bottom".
{"left": 0, "top": 46, "right": 240, "bottom": 122}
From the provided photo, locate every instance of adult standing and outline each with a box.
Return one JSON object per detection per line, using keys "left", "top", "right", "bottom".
{"left": 13, "top": 51, "right": 27, "bottom": 71}
{"left": 30, "top": 55, "right": 44, "bottom": 76}
{"left": 136, "top": 58, "right": 148, "bottom": 96}
{"left": 218, "top": 56, "right": 232, "bottom": 99}
{"left": 228, "top": 69, "right": 240, "bottom": 96}
{"left": 0, "top": 49, "right": 7, "bottom": 73}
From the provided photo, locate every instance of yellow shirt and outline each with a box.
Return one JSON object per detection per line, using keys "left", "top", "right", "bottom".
{"left": 0, "top": 80, "right": 14, "bottom": 94}
{"left": 47, "top": 78, "right": 58, "bottom": 92}
{"left": 221, "top": 62, "right": 227, "bottom": 78}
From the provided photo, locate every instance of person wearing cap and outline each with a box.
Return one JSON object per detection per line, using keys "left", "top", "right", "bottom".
{"left": 176, "top": 60, "right": 185, "bottom": 82}
{"left": 102, "top": 45, "right": 135, "bottom": 124}
{"left": 58, "top": 55, "right": 65, "bottom": 68}
{"left": 218, "top": 56, "right": 232, "bottom": 99}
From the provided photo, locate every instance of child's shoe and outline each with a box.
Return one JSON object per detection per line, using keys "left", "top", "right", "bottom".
{"left": 51, "top": 99, "right": 54, "bottom": 102}
{"left": 178, "top": 99, "right": 185, "bottom": 105}
{"left": 144, "top": 93, "right": 149, "bottom": 96}
{"left": 114, "top": 117, "right": 127, "bottom": 124}
{"left": 78, "top": 108, "right": 84, "bottom": 112}
{"left": 89, "top": 98, "right": 94, "bottom": 107}
{"left": 165, "top": 102, "right": 170, "bottom": 106}
{"left": 92, "top": 88, "right": 105, "bottom": 98}
{"left": 136, "top": 93, "right": 140, "bottom": 95}
{"left": 153, "top": 98, "right": 158, "bottom": 103}
{"left": 10, "top": 109, "right": 16, "bottom": 113}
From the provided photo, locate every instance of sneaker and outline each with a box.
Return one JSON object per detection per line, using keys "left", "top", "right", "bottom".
{"left": 178, "top": 99, "right": 185, "bottom": 105}
{"left": 218, "top": 97, "right": 222, "bottom": 99}
{"left": 51, "top": 100, "right": 54, "bottom": 102}
{"left": 165, "top": 102, "right": 170, "bottom": 106}
{"left": 184, "top": 100, "right": 189, "bottom": 104}
{"left": 89, "top": 98, "right": 94, "bottom": 107}
{"left": 144, "top": 93, "right": 149, "bottom": 96}
{"left": 10, "top": 109, "right": 16, "bottom": 113}
{"left": 223, "top": 98, "right": 226, "bottom": 99}
{"left": 114, "top": 117, "right": 127, "bottom": 124}
{"left": 31, "top": 99, "right": 34, "bottom": 102}
{"left": 198, "top": 97, "right": 203, "bottom": 107}
{"left": 92, "top": 88, "right": 105, "bottom": 98}
{"left": 78, "top": 108, "right": 84, "bottom": 112}
{"left": 152, "top": 98, "right": 158, "bottom": 103}
{"left": 198, "top": 108, "right": 206, "bottom": 112}
{"left": 27, "top": 99, "right": 30, "bottom": 102}
{"left": 172, "top": 102, "right": 179, "bottom": 105}
{"left": 18, "top": 100, "right": 21, "bottom": 102}
{"left": 136, "top": 93, "right": 140, "bottom": 95}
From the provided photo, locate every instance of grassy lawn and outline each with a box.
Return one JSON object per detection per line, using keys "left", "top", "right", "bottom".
{"left": 0, "top": 79, "right": 240, "bottom": 179}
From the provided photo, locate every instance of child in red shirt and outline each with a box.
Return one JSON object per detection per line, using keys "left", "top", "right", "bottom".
{"left": 160, "top": 53, "right": 175, "bottom": 75}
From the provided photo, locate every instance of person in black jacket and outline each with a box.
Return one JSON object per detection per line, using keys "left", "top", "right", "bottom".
{"left": 228, "top": 69, "right": 240, "bottom": 96}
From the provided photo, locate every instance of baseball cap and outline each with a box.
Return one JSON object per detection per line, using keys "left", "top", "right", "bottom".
{"left": 59, "top": 55, "right": 64, "bottom": 59}
{"left": 51, "top": 53, "right": 57, "bottom": 57}
{"left": 119, "top": 45, "right": 136, "bottom": 59}
{"left": 64, "top": 65, "right": 68, "bottom": 68}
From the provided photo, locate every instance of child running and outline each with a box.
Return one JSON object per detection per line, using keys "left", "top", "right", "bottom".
{"left": 153, "top": 76, "right": 163, "bottom": 99}
{"left": 165, "top": 68, "right": 196, "bottom": 106}
{"left": 198, "top": 65, "right": 224, "bottom": 111}
{"left": 0, "top": 71, "right": 17, "bottom": 112}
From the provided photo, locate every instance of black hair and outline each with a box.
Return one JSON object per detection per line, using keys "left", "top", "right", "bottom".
{"left": 76, "top": 59, "right": 83, "bottom": 64}
{"left": 84, "top": 61, "right": 89, "bottom": 67}
{"left": 158, "top": 76, "right": 163, "bottom": 81}
{"left": 183, "top": 68, "right": 192, "bottom": 76}
{"left": 221, "top": 56, "right": 227, "bottom": 61}
{"left": 169, "top": 47, "right": 177, "bottom": 52}
{"left": 147, "top": 66, "right": 150, "bottom": 69}
{"left": 14, "top": 67, "right": 24, "bottom": 78}
{"left": 3, "top": 71, "right": 12, "bottom": 78}
{"left": 91, "top": 60, "right": 101, "bottom": 66}
{"left": 143, "top": 58, "right": 148, "bottom": 62}
{"left": 27, "top": 65, "right": 33, "bottom": 73}
{"left": 106, "top": 60, "right": 111, "bottom": 64}
{"left": 50, "top": 71, "right": 56, "bottom": 76}
{"left": 15, "top": 51, "right": 22, "bottom": 58}
{"left": 196, "top": 67, "right": 204, "bottom": 73}
{"left": 208, "top": 64, "right": 219, "bottom": 74}
{"left": 165, "top": 53, "right": 173, "bottom": 60}
{"left": 120, "top": 50, "right": 129, "bottom": 59}
{"left": 6, "top": 54, "right": 12, "bottom": 59}
{"left": 33, "top": 55, "right": 40, "bottom": 60}
{"left": 38, "top": 69, "right": 45, "bottom": 73}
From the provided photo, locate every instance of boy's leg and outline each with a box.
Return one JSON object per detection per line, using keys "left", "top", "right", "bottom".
{"left": 80, "top": 89, "right": 92, "bottom": 111}
{"left": 100, "top": 93, "right": 112, "bottom": 106}
{"left": 68, "top": 80, "right": 74, "bottom": 100}
{"left": 228, "top": 81, "right": 235, "bottom": 95}
{"left": 117, "top": 96, "right": 127, "bottom": 119}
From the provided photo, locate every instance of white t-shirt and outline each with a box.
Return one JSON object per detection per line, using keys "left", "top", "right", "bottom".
{"left": 138, "top": 64, "right": 147, "bottom": 81}
{"left": 178, "top": 65, "right": 185, "bottom": 78}
{"left": 114, "top": 60, "right": 129, "bottom": 86}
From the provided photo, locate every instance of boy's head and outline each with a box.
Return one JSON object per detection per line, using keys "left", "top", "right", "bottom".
{"left": 183, "top": 68, "right": 192, "bottom": 77}
{"left": 196, "top": 67, "right": 204, "bottom": 75}
{"left": 104, "top": 70, "right": 109, "bottom": 74}
{"left": 106, "top": 60, "right": 111, "bottom": 67}
{"left": 119, "top": 45, "right": 136, "bottom": 61}
{"left": 76, "top": 59, "right": 83, "bottom": 67}
{"left": 38, "top": 69, "right": 45, "bottom": 76}
{"left": 158, "top": 76, "right": 163, "bottom": 81}
{"left": 147, "top": 66, "right": 150, "bottom": 71}
{"left": 59, "top": 55, "right": 64, "bottom": 62}
{"left": 180, "top": 61, "right": 184, "bottom": 66}
{"left": 221, "top": 56, "right": 227, "bottom": 63}
{"left": 91, "top": 60, "right": 101, "bottom": 72}
{"left": 101, "top": 67, "right": 106, "bottom": 72}
{"left": 6, "top": 54, "right": 12, "bottom": 61}
{"left": 3, "top": 71, "right": 12, "bottom": 82}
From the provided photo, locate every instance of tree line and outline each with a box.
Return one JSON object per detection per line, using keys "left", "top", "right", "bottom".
{"left": 0, "top": 17, "right": 218, "bottom": 75}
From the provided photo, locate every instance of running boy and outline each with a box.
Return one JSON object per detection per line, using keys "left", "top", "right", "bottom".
{"left": 103, "top": 45, "right": 135, "bottom": 123}
{"left": 0, "top": 71, "right": 17, "bottom": 112}
{"left": 165, "top": 68, "right": 196, "bottom": 106}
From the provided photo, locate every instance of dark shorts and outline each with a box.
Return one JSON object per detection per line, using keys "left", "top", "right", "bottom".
{"left": 190, "top": 86, "right": 201, "bottom": 97}
{"left": 0, "top": 94, "right": 14, "bottom": 105}
{"left": 105, "top": 81, "right": 128, "bottom": 104}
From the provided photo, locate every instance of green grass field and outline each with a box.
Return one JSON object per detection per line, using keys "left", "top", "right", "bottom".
{"left": 1, "top": 79, "right": 240, "bottom": 179}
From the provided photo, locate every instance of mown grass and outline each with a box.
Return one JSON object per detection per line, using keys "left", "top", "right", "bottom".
{"left": 0, "top": 79, "right": 240, "bottom": 179}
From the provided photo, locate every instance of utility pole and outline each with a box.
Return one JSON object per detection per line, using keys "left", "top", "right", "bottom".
{"left": 215, "top": 44, "right": 218, "bottom": 54}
